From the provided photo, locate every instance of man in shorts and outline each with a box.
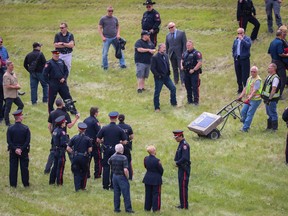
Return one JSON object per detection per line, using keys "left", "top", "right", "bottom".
{"left": 134, "top": 30, "right": 156, "bottom": 93}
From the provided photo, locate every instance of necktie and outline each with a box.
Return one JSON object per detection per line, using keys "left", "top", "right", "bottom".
{"left": 162, "top": 55, "right": 168, "bottom": 72}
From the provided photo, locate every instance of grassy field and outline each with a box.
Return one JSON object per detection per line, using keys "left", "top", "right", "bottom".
{"left": 1, "top": 0, "right": 288, "bottom": 215}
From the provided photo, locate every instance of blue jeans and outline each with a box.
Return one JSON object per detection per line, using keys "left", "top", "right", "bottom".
{"left": 153, "top": 76, "right": 177, "bottom": 110}
{"left": 102, "top": 37, "right": 126, "bottom": 68}
{"left": 265, "top": 100, "right": 278, "bottom": 121}
{"left": 241, "top": 99, "right": 261, "bottom": 130}
{"left": 30, "top": 72, "right": 48, "bottom": 104}
{"left": 112, "top": 174, "right": 132, "bottom": 212}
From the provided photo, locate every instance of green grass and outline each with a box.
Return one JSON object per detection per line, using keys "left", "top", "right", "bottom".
{"left": 1, "top": 0, "right": 288, "bottom": 215}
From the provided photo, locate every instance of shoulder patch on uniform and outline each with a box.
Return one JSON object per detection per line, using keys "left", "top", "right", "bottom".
{"left": 197, "top": 52, "right": 202, "bottom": 58}
{"left": 156, "top": 14, "right": 159, "bottom": 18}
{"left": 44, "top": 63, "right": 48, "bottom": 68}
{"left": 62, "top": 131, "right": 66, "bottom": 135}
{"left": 183, "top": 145, "right": 188, "bottom": 150}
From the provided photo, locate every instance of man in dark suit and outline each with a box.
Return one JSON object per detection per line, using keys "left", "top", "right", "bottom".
{"left": 142, "top": 145, "right": 164, "bottom": 212}
{"left": 165, "top": 22, "right": 187, "bottom": 85}
{"left": 232, "top": 28, "right": 252, "bottom": 94}
{"left": 151, "top": 43, "right": 177, "bottom": 112}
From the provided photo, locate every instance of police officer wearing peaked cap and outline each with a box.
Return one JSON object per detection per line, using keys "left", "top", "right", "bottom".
{"left": 44, "top": 98, "right": 79, "bottom": 174}
{"left": 49, "top": 115, "right": 68, "bottom": 185}
{"left": 7, "top": 109, "right": 31, "bottom": 187}
{"left": 142, "top": 0, "right": 161, "bottom": 47}
{"left": 67, "top": 122, "right": 92, "bottom": 191}
{"left": 173, "top": 130, "right": 191, "bottom": 209}
{"left": 96, "top": 111, "right": 127, "bottom": 190}
{"left": 43, "top": 50, "right": 76, "bottom": 113}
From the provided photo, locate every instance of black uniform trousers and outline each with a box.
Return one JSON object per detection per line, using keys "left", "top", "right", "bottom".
{"left": 88, "top": 144, "right": 102, "bottom": 178}
{"left": 272, "top": 59, "right": 286, "bottom": 96}
{"left": 178, "top": 166, "right": 190, "bottom": 209}
{"left": 239, "top": 15, "right": 260, "bottom": 41}
{"left": 184, "top": 72, "right": 200, "bottom": 104}
{"left": 124, "top": 150, "right": 133, "bottom": 180}
{"left": 234, "top": 57, "right": 250, "bottom": 93}
{"left": 150, "top": 33, "right": 158, "bottom": 47}
{"left": 72, "top": 155, "right": 89, "bottom": 191}
{"left": 48, "top": 81, "right": 72, "bottom": 113}
{"left": 102, "top": 147, "right": 115, "bottom": 189}
{"left": 170, "top": 52, "right": 184, "bottom": 85}
{"left": 0, "top": 84, "right": 4, "bottom": 121}
{"left": 49, "top": 149, "right": 66, "bottom": 185}
{"left": 9, "top": 151, "right": 29, "bottom": 187}
{"left": 144, "top": 184, "right": 161, "bottom": 212}
{"left": 4, "top": 97, "right": 24, "bottom": 125}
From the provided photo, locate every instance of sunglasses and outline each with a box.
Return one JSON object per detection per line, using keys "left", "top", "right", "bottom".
{"left": 146, "top": 5, "right": 151, "bottom": 8}
{"left": 168, "top": 26, "right": 175, "bottom": 29}
{"left": 60, "top": 27, "right": 66, "bottom": 29}
{"left": 237, "top": 32, "right": 243, "bottom": 34}
{"left": 108, "top": 10, "right": 114, "bottom": 12}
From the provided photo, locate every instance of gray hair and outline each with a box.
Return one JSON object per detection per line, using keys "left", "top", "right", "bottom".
{"left": 115, "top": 144, "right": 124, "bottom": 154}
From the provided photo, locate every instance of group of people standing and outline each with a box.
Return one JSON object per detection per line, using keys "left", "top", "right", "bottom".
{"left": 232, "top": 0, "right": 288, "bottom": 135}
{"left": 6, "top": 103, "right": 191, "bottom": 213}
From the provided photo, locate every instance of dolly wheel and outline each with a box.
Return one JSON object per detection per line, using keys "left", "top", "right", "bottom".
{"left": 207, "top": 129, "right": 220, "bottom": 139}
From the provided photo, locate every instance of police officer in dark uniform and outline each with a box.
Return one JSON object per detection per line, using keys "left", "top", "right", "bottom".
{"left": 49, "top": 115, "right": 68, "bottom": 185}
{"left": 67, "top": 123, "right": 92, "bottom": 191}
{"left": 43, "top": 50, "right": 76, "bottom": 113}
{"left": 143, "top": 145, "right": 163, "bottom": 212}
{"left": 7, "top": 110, "right": 30, "bottom": 187}
{"left": 118, "top": 114, "right": 134, "bottom": 180}
{"left": 96, "top": 111, "right": 127, "bottom": 190}
{"left": 44, "top": 98, "right": 79, "bottom": 174}
{"left": 237, "top": 0, "right": 260, "bottom": 42}
{"left": 181, "top": 40, "right": 203, "bottom": 105}
{"left": 173, "top": 130, "right": 191, "bottom": 209}
{"left": 84, "top": 107, "right": 102, "bottom": 179}
{"left": 142, "top": 0, "right": 161, "bottom": 46}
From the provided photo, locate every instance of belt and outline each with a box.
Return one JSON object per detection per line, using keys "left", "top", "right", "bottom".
{"left": 60, "top": 51, "right": 72, "bottom": 54}
{"left": 74, "top": 152, "right": 88, "bottom": 157}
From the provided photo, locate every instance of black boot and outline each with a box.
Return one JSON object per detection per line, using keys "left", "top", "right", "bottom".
{"left": 266, "top": 119, "right": 272, "bottom": 130}
{"left": 272, "top": 120, "right": 278, "bottom": 131}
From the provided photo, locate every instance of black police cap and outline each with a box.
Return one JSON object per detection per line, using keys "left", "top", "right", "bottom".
{"left": 55, "top": 115, "right": 66, "bottom": 125}
{"left": 109, "top": 111, "right": 119, "bottom": 118}
{"left": 78, "top": 122, "right": 87, "bottom": 130}
{"left": 12, "top": 109, "right": 23, "bottom": 116}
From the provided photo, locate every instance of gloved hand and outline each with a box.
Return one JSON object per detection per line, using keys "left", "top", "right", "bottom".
{"left": 244, "top": 99, "right": 250, "bottom": 106}
{"left": 236, "top": 97, "right": 242, "bottom": 102}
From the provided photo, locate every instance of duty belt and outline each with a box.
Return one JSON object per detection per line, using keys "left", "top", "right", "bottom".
{"left": 60, "top": 51, "right": 72, "bottom": 54}
{"left": 74, "top": 151, "right": 88, "bottom": 157}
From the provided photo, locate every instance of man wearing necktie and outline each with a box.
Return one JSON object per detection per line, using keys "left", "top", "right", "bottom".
{"left": 165, "top": 22, "right": 187, "bottom": 85}
{"left": 151, "top": 43, "right": 177, "bottom": 112}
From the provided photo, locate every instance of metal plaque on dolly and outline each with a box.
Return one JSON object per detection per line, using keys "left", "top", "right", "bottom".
{"left": 187, "top": 112, "right": 223, "bottom": 136}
